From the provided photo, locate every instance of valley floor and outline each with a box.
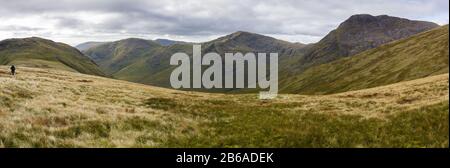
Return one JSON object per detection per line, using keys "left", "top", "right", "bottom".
{"left": 0, "top": 66, "right": 448, "bottom": 147}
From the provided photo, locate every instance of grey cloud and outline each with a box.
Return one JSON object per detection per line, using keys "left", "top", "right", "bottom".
{"left": 0, "top": 0, "right": 448, "bottom": 45}
{"left": 52, "top": 17, "right": 87, "bottom": 29}
{"left": 0, "top": 25, "right": 43, "bottom": 31}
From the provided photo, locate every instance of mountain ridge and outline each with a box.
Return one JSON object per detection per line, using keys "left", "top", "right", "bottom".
{"left": 0, "top": 37, "right": 105, "bottom": 76}
{"left": 5, "top": 14, "right": 440, "bottom": 94}
{"left": 83, "top": 14, "right": 442, "bottom": 94}
{"left": 154, "top": 39, "right": 189, "bottom": 46}
{"left": 292, "top": 14, "right": 440, "bottom": 71}
{"left": 279, "top": 25, "right": 449, "bottom": 94}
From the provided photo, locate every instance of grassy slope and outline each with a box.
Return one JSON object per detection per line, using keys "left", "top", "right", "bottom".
{"left": 280, "top": 25, "right": 449, "bottom": 94}
{"left": 0, "top": 66, "right": 448, "bottom": 147}
{"left": 0, "top": 37, "right": 105, "bottom": 76}
{"left": 113, "top": 44, "right": 193, "bottom": 85}
{"left": 83, "top": 38, "right": 164, "bottom": 75}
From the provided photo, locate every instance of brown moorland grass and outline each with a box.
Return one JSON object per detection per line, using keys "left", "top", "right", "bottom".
{"left": 0, "top": 66, "right": 448, "bottom": 147}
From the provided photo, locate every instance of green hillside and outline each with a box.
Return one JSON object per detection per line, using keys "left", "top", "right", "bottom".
{"left": 98, "top": 31, "right": 307, "bottom": 87}
{"left": 83, "top": 38, "right": 164, "bottom": 75}
{"left": 1, "top": 66, "right": 448, "bottom": 147}
{"left": 280, "top": 25, "right": 449, "bottom": 94}
{"left": 0, "top": 37, "right": 105, "bottom": 76}
{"left": 113, "top": 44, "right": 192, "bottom": 85}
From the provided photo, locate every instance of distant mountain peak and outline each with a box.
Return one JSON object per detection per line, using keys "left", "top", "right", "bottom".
{"left": 214, "top": 31, "right": 278, "bottom": 45}
{"left": 346, "top": 14, "right": 397, "bottom": 20}
{"left": 347, "top": 14, "right": 377, "bottom": 19}
{"left": 342, "top": 14, "right": 384, "bottom": 26}
{"left": 5, "top": 36, "right": 51, "bottom": 43}
{"left": 154, "top": 39, "right": 187, "bottom": 46}
{"left": 298, "top": 14, "right": 440, "bottom": 69}
{"left": 227, "top": 31, "right": 259, "bottom": 39}
{"left": 340, "top": 14, "right": 437, "bottom": 29}
{"left": 27, "top": 36, "right": 47, "bottom": 40}
{"left": 343, "top": 14, "right": 382, "bottom": 25}
{"left": 231, "top": 30, "right": 253, "bottom": 35}
{"left": 124, "top": 37, "right": 148, "bottom": 41}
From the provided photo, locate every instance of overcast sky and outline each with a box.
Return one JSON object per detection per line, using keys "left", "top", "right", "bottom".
{"left": 0, "top": 0, "right": 448, "bottom": 46}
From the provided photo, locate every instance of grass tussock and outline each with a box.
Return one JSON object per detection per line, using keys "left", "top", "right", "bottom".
{"left": 0, "top": 66, "right": 448, "bottom": 147}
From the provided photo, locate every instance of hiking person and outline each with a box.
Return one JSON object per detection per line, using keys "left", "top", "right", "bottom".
{"left": 10, "top": 65, "right": 16, "bottom": 76}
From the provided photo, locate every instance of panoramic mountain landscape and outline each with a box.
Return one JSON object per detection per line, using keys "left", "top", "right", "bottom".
{"left": 0, "top": 12, "right": 448, "bottom": 148}
{"left": 79, "top": 14, "right": 444, "bottom": 93}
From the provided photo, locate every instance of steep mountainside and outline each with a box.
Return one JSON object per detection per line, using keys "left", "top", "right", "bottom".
{"left": 0, "top": 37, "right": 105, "bottom": 76}
{"left": 280, "top": 25, "right": 449, "bottom": 94}
{"left": 294, "top": 14, "right": 439, "bottom": 70}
